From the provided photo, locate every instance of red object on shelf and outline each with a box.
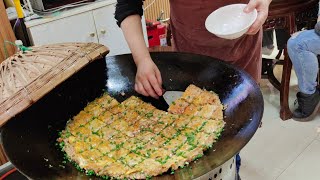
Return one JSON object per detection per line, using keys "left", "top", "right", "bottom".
{"left": 146, "top": 20, "right": 167, "bottom": 47}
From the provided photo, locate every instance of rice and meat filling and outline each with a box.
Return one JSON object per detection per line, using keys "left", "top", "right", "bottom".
{"left": 58, "top": 84, "right": 225, "bottom": 179}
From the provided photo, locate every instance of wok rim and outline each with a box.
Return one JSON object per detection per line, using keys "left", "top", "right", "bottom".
{"left": 0, "top": 52, "right": 264, "bottom": 179}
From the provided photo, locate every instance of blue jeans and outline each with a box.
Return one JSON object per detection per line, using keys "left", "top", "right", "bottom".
{"left": 287, "top": 30, "right": 320, "bottom": 94}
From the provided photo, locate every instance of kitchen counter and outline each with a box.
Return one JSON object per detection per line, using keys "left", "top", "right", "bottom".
{"left": 25, "top": 0, "right": 116, "bottom": 28}
{"left": 23, "top": 0, "right": 147, "bottom": 56}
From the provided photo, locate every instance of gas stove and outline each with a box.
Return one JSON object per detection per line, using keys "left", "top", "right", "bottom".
{"left": 0, "top": 162, "right": 27, "bottom": 180}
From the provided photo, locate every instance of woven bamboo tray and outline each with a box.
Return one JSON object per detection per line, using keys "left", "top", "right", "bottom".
{"left": 0, "top": 42, "right": 109, "bottom": 126}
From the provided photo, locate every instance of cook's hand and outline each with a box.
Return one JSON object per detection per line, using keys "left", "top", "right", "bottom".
{"left": 244, "top": 0, "right": 272, "bottom": 35}
{"left": 135, "top": 57, "right": 163, "bottom": 99}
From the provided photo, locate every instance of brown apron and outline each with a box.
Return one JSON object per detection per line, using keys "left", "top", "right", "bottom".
{"left": 170, "top": 0, "right": 262, "bottom": 82}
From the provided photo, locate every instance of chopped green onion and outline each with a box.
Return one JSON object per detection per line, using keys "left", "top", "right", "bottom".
{"left": 59, "top": 142, "right": 65, "bottom": 149}
{"left": 86, "top": 169, "right": 95, "bottom": 176}
{"left": 145, "top": 112, "right": 153, "bottom": 118}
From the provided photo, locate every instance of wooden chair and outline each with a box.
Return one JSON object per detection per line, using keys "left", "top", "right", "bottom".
{"left": 318, "top": 56, "right": 320, "bottom": 87}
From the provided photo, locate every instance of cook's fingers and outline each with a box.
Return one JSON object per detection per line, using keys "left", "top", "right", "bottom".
{"left": 149, "top": 74, "right": 163, "bottom": 96}
{"left": 155, "top": 68, "right": 162, "bottom": 85}
{"left": 244, "top": 0, "right": 257, "bottom": 13}
{"left": 155, "top": 67, "right": 165, "bottom": 94}
{"left": 135, "top": 82, "right": 148, "bottom": 96}
{"left": 142, "top": 79, "right": 159, "bottom": 99}
{"left": 247, "top": 11, "right": 267, "bottom": 34}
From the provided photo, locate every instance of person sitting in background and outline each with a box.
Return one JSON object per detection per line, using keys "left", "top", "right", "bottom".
{"left": 287, "top": 1, "right": 320, "bottom": 122}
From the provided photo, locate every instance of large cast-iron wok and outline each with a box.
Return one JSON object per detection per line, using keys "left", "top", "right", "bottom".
{"left": 1, "top": 52, "right": 263, "bottom": 179}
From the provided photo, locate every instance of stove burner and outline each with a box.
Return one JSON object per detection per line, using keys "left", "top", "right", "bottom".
{"left": 0, "top": 162, "right": 27, "bottom": 180}
{"left": 195, "top": 156, "right": 236, "bottom": 180}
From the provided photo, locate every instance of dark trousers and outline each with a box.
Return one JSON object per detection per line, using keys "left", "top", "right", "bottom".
{"left": 262, "top": 29, "right": 290, "bottom": 50}
{"left": 236, "top": 153, "right": 241, "bottom": 179}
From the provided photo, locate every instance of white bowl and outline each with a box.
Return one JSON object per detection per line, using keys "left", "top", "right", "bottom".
{"left": 205, "top": 4, "right": 257, "bottom": 40}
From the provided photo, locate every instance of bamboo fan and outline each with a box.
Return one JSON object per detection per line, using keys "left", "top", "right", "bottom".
{"left": 0, "top": 42, "right": 109, "bottom": 126}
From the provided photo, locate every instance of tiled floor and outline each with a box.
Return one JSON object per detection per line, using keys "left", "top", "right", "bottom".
{"left": 240, "top": 35, "right": 320, "bottom": 180}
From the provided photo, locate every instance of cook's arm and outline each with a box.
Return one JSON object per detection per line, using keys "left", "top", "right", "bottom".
{"left": 115, "top": 0, "right": 148, "bottom": 65}
{"left": 115, "top": 0, "right": 163, "bottom": 98}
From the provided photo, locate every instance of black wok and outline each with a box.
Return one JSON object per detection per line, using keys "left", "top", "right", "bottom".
{"left": 1, "top": 52, "right": 264, "bottom": 179}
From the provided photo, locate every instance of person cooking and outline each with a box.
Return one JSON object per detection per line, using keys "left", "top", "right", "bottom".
{"left": 114, "top": 0, "right": 271, "bottom": 99}
{"left": 115, "top": 1, "right": 271, "bottom": 179}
